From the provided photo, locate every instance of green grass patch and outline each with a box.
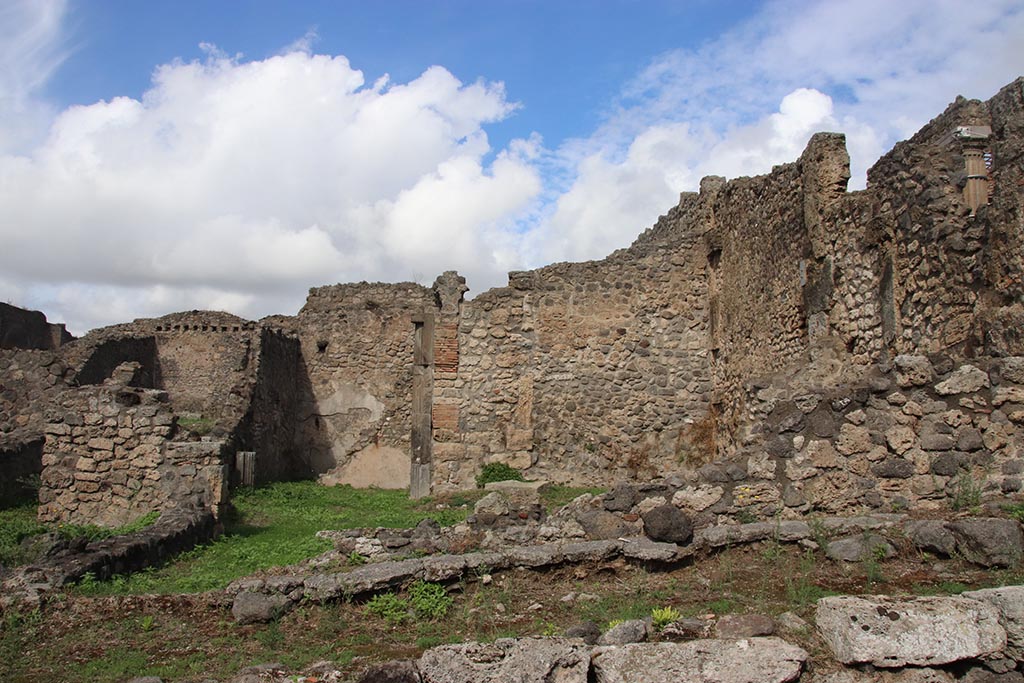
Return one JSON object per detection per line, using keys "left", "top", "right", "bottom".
{"left": 73, "top": 481, "right": 472, "bottom": 595}
{"left": 0, "top": 502, "right": 46, "bottom": 566}
{"left": 177, "top": 415, "right": 215, "bottom": 436}
{"left": 540, "top": 485, "right": 606, "bottom": 512}
{"left": 476, "top": 463, "right": 524, "bottom": 488}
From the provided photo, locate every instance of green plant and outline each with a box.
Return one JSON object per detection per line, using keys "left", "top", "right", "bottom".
{"left": 475, "top": 463, "right": 525, "bottom": 488}
{"left": 57, "top": 510, "right": 160, "bottom": 543}
{"left": 736, "top": 509, "right": 757, "bottom": 524}
{"left": 606, "top": 618, "right": 625, "bottom": 629}
{"left": 139, "top": 615, "right": 156, "bottom": 632}
{"left": 541, "top": 622, "right": 559, "bottom": 637}
{"left": 347, "top": 551, "right": 367, "bottom": 566}
{"left": 177, "top": 415, "right": 215, "bottom": 436}
{"left": 706, "top": 598, "right": 734, "bottom": 614}
{"left": 951, "top": 473, "right": 982, "bottom": 511}
{"left": 651, "top": 606, "right": 682, "bottom": 631}
{"left": 365, "top": 593, "right": 410, "bottom": 624}
{"left": 540, "top": 485, "right": 606, "bottom": 512}
{"left": 1002, "top": 503, "right": 1024, "bottom": 523}
{"left": 409, "top": 580, "right": 454, "bottom": 620}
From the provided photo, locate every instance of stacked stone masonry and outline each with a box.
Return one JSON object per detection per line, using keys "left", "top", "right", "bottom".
{"left": 1, "top": 78, "right": 1023, "bottom": 525}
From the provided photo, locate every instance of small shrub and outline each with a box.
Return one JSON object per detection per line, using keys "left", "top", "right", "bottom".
{"left": 651, "top": 606, "right": 681, "bottom": 632}
{"left": 951, "top": 474, "right": 982, "bottom": 511}
{"left": 475, "top": 463, "right": 524, "bottom": 488}
{"left": 347, "top": 551, "right": 367, "bottom": 566}
{"left": 177, "top": 415, "right": 215, "bottom": 436}
{"left": 1003, "top": 503, "right": 1024, "bottom": 523}
{"left": 409, "top": 580, "right": 453, "bottom": 620}
{"left": 366, "top": 593, "right": 410, "bottom": 624}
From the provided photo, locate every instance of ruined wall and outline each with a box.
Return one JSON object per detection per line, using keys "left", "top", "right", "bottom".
{"left": 666, "top": 354, "right": 1024, "bottom": 522}
{"left": 428, "top": 199, "right": 715, "bottom": 491}
{"left": 236, "top": 328, "right": 312, "bottom": 484}
{"left": 0, "top": 302, "right": 73, "bottom": 351}
{"left": 0, "top": 349, "right": 70, "bottom": 438}
{"left": 38, "top": 371, "right": 228, "bottom": 526}
{"left": 288, "top": 282, "right": 437, "bottom": 487}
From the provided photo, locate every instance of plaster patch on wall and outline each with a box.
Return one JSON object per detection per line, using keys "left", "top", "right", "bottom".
{"left": 318, "top": 444, "right": 410, "bottom": 489}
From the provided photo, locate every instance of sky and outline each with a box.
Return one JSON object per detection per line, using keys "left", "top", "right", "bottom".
{"left": 1, "top": 0, "right": 1023, "bottom": 335}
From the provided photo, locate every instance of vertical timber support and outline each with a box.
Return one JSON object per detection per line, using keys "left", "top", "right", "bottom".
{"left": 410, "top": 311, "right": 434, "bottom": 499}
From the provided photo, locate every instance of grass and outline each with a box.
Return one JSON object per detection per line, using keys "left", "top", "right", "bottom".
{"left": 0, "top": 502, "right": 47, "bottom": 566}
{"left": 71, "top": 481, "right": 472, "bottom": 595}
{"left": 539, "top": 485, "right": 606, "bottom": 512}
{"left": 176, "top": 415, "right": 215, "bottom": 436}
{"left": 3, "top": 529, "right": 1018, "bottom": 683}
{"left": 0, "top": 505, "right": 160, "bottom": 568}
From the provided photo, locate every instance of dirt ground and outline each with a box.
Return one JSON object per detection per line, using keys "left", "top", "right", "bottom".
{"left": 3, "top": 539, "right": 1020, "bottom": 683}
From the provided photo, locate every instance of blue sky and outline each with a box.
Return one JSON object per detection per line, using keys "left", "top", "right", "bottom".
{"left": 2, "top": 0, "right": 1023, "bottom": 334}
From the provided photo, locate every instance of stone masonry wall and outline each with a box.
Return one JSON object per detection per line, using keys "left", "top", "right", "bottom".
{"left": 285, "top": 282, "right": 437, "bottom": 487}
{"left": 0, "top": 302, "right": 73, "bottom": 351}
{"left": 431, "top": 198, "right": 714, "bottom": 492}
{"left": 38, "top": 370, "right": 228, "bottom": 526}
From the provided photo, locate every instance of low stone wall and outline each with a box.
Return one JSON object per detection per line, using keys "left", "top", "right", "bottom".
{"left": 38, "top": 375, "right": 229, "bottom": 526}
{"left": 0, "top": 506, "right": 218, "bottom": 609}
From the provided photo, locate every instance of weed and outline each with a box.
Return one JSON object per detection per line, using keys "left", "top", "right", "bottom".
{"left": 706, "top": 598, "right": 734, "bottom": 614}
{"left": 347, "top": 551, "right": 367, "bottom": 566}
{"left": 365, "top": 593, "right": 410, "bottom": 624}
{"left": 476, "top": 463, "right": 524, "bottom": 488}
{"left": 409, "top": 580, "right": 453, "bottom": 620}
{"left": 1002, "top": 503, "right": 1024, "bottom": 523}
{"left": 951, "top": 473, "right": 982, "bottom": 511}
{"left": 760, "top": 540, "right": 783, "bottom": 562}
{"left": 606, "top": 618, "right": 625, "bottom": 629}
{"left": 541, "top": 622, "right": 559, "bottom": 637}
{"left": 736, "top": 510, "right": 757, "bottom": 524}
{"left": 651, "top": 606, "right": 681, "bottom": 631}
{"left": 808, "top": 517, "right": 832, "bottom": 549}
{"left": 139, "top": 615, "right": 156, "bottom": 632}
{"left": 65, "top": 482, "right": 472, "bottom": 595}
{"left": 540, "top": 485, "right": 606, "bottom": 512}
{"left": 0, "top": 503, "right": 47, "bottom": 566}
{"left": 255, "top": 621, "right": 283, "bottom": 648}
{"left": 177, "top": 415, "right": 215, "bottom": 436}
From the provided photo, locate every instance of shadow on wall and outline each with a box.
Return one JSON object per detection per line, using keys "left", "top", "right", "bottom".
{"left": 232, "top": 329, "right": 331, "bottom": 486}
{"left": 73, "top": 337, "right": 162, "bottom": 389}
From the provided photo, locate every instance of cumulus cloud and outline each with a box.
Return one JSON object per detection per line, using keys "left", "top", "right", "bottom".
{"left": 0, "top": 35, "right": 539, "bottom": 332}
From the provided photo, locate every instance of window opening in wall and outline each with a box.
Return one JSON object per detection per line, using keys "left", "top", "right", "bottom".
{"left": 316, "top": 340, "right": 328, "bottom": 353}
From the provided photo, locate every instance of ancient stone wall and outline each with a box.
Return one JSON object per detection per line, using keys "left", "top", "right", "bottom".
{"left": 429, "top": 200, "right": 714, "bottom": 491}
{"left": 0, "top": 348, "right": 70, "bottom": 438}
{"left": 235, "top": 328, "right": 313, "bottom": 484}
{"left": 288, "top": 282, "right": 437, "bottom": 487}
{"left": 0, "top": 302, "right": 73, "bottom": 351}
{"left": 38, "top": 373, "right": 229, "bottom": 526}
{"left": 8, "top": 79, "right": 1024, "bottom": 516}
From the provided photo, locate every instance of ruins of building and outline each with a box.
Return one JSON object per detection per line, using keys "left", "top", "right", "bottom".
{"left": 1, "top": 78, "right": 1021, "bottom": 527}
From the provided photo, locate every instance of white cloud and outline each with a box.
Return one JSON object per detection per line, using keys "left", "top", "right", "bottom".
{"left": 0, "top": 0, "right": 66, "bottom": 153}
{"left": 1, "top": 39, "right": 539, "bottom": 333}
{"left": 519, "top": 0, "right": 1024, "bottom": 265}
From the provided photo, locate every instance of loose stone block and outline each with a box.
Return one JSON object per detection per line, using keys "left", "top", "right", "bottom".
{"left": 815, "top": 595, "right": 1005, "bottom": 667}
